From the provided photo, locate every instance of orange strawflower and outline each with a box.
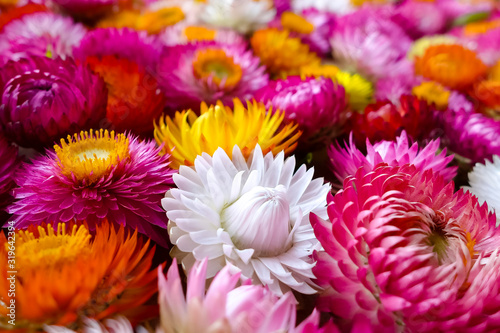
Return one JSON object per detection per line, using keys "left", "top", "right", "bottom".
{"left": 415, "top": 44, "right": 487, "bottom": 90}
{"left": 0, "top": 220, "right": 160, "bottom": 330}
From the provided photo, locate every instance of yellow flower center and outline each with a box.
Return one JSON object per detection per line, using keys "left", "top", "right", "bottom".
{"left": 464, "top": 19, "right": 500, "bottom": 36}
{"left": 136, "top": 7, "right": 185, "bottom": 34}
{"left": 55, "top": 129, "right": 130, "bottom": 185}
{"left": 192, "top": 49, "right": 243, "bottom": 88}
{"left": 412, "top": 81, "right": 450, "bottom": 110}
{"left": 184, "top": 26, "right": 217, "bottom": 41}
{"left": 280, "top": 12, "right": 314, "bottom": 34}
{"left": 15, "top": 224, "right": 91, "bottom": 273}
{"left": 299, "top": 63, "right": 339, "bottom": 79}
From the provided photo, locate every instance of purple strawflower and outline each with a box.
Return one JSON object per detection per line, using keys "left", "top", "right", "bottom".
{"left": 329, "top": 130, "right": 457, "bottom": 182}
{"left": 73, "top": 28, "right": 163, "bottom": 71}
{"left": 8, "top": 129, "right": 174, "bottom": 247}
{"left": 158, "top": 41, "right": 268, "bottom": 112}
{"left": 0, "top": 56, "right": 107, "bottom": 149}
{"left": 255, "top": 76, "right": 346, "bottom": 143}
{"left": 0, "top": 12, "right": 86, "bottom": 66}
{"left": 440, "top": 109, "right": 500, "bottom": 163}
{"left": 330, "top": 7, "right": 412, "bottom": 80}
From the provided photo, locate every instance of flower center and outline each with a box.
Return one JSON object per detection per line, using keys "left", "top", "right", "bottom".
{"left": 192, "top": 49, "right": 243, "bottom": 88}
{"left": 136, "top": 7, "right": 185, "bottom": 34}
{"left": 55, "top": 129, "right": 130, "bottom": 185}
{"left": 281, "top": 12, "right": 314, "bottom": 34}
{"left": 15, "top": 224, "right": 91, "bottom": 274}
{"left": 184, "top": 26, "right": 217, "bottom": 41}
{"left": 221, "top": 185, "right": 292, "bottom": 257}
{"left": 464, "top": 19, "right": 500, "bottom": 36}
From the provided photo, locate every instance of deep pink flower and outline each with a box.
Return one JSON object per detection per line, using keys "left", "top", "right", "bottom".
{"left": 8, "top": 130, "right": 174, "bottom": 247}
{"left": 0, "top": 135, "right": 19, "bottom": 217}
{"left": 0, "top": 56, "right": 107, "bottom": 149}
{"left": 158, "top": 41, "right": 268, "bottom": 112}
{"left": 391, "top": 0, "right": 448, "bottom": 38}
{"left": 440, "top": 109, "right": 500, "bottom": 163}
{"left": 73, "top": 28, "right": 163, "bottom": 71}
{"left": 255, "top": 76, "right": 346, "bottom": 143}
{"left": 329, "top": 130, "right": 456, "bottom": 182}
{"left": 312, "top": 164, "right": 500, "bottom": 331}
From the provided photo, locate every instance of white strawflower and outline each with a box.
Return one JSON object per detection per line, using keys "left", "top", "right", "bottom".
{"left": 200, "top": 0, "right": 276, "bottom": 34}
{"left": 162, "top": 145, "right": 330, "bottom": 296}
{"left": 291, "top": 0, "right": 355, "bottom": 15}
{"left": 464, "top": 155, "right": 500, "bottom": 226}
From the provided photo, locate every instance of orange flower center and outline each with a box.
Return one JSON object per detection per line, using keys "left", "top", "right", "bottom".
{"left": 280, "top": 11, "right": 314, "bottom": 34}
{"left": 192, "top": 48, "right": 243, "bottom": 88}
{"left": 184, "top": 26, "right": 217, "bottom": 41}
{"left": 136, "top": 7, "right": 185, "bottom": 34}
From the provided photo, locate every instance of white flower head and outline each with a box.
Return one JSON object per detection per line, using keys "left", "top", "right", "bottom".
{"left": 291, "top": 0, "right": 355, "bottom": 15}
{"left": 162, "top": 145, "right": 330, "bottom": 296}
{"left": 199, "top": 0, "right": 276, "bottom": 35}
{"left": 464, "top": 155, "right": 500, "bottom": 226}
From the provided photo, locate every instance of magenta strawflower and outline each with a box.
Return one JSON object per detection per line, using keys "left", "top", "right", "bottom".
{"left": 0, "top": 12, "right": 86, "bottom": 65}
{"left": 8, "top": 129, "right": 174, "bottom": 247}
{"left": 329, "top": 130, "right": 457, "bottom": 182}
{"left": 330, "top": 8, "right": 412, "bottom": 80}
{"left": 255, "top": 76, "right": 346, "bottom": 143}
{"left": 158, "top": 41, "right": 268, "bottom": 111}
{"left": 73, "top": 28, "right": 163, "bottom": 71}
{"left": 0, "top": 135, "right": 19, "bottom": 216}
{"left": 473, "top": 27, "right": 500, "bottom": 66}
{"left": 312, "top": 164, "right": 500, "bottom": 331}
{"left": 440, "top": 109, "right": 500, "bottom": 163}
{"left": 391, "top": 0, "right": 448, "bottom": 38}
{"left": 0, "top": 56, "right": 107, "bottom": 149}
{"left": 157, "top": 258, "right": 329, "bottom": 333}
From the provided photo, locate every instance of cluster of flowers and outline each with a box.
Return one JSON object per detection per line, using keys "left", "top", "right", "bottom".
{"left": 2, "top": 0, "right": 500, "bottom": 331}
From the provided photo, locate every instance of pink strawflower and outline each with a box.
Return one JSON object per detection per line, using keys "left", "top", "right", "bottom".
{"left": 473, "top": 27, "right": 500, "bottom": 66}
{"left": 440, "top": 109, "right": 500, "bottom": 163}
{"left": 374, "top": 69, "right": 419, "bottom": 104}
{"left": 330, "top": 7, "right": 412, "bottom": 80}
{"left": 0, "top": 56, "right": 107, "bottom": 149}
{"left": 158, "top": 41, "right": 268, "bottom": 112}
{"left": 329, "top": 130, "right": 456, "bottom": 182}
{"left": 312, "top": 164, "right": 500, "bottom": 331}
{"left": 391, "top": 0, "right": 448, "bottom": 38}
{"left": 255, "top": 76, "right": 346, "bottom": 143}
{"left": 8, "top": 130, "right": 174, "bottom": 247}
{"left": 157, "top": 258, "right": 329, "bottom": 332}
{"left": 73, "top": 28, "right": 163, "bottom": 71}
{"left": 0, "top": 12, "right": 86, "bottom": 65}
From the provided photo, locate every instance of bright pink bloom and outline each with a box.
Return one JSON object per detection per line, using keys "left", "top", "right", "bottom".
{"left": 329, "top": 131, "right": 456, "bottom": 181}
{"left": 0, "top": 136, "right": 19, "bottom": 216}
{"left": 312, "top": 164, "right": 500, "bottom": 331}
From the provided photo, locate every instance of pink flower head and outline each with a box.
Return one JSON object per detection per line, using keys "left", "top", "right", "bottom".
{"left": 157, "top": 258, "right": 325, "bottom": 333}
{"left": 8, "top": 130, "right": 174, "bottom": 247}
{"left": 474, "top": 27, "right": 500, "bottom": 66}
{"left": 374, "top": 68, "right": 419, "bottom": 104}
{"left": 158, "top": 41, "right": 268, "bottom": 112}
{"left": 0, "top": 56, "right": 107, "bottom": 148}
{"left": 73, "top": 28, "right": 163, "bottom": 71}
{"left": 255, "top": 76, "right": 346, "bottom": 143}
{"left": 312, "top": 164, "right": 500, "bottom": 331}
{"left": 391, "top": 0, "right": 448, "bottom": 38}
{"left": 330, "top": 7, "right": 412, "bottom": 80}
{"left": 329, "top": 130, "right": 457, "bottom": 182}
{"left": 0, "top": 12, "right": 86, "bottom": 65}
